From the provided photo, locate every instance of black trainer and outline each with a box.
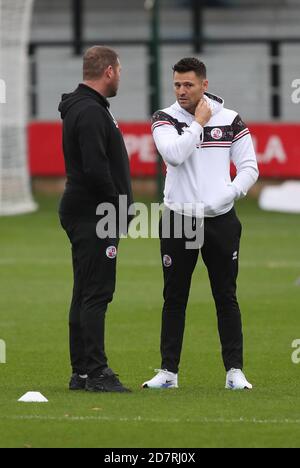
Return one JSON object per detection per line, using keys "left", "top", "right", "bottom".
{"left": 86, "top": 368, "right": 131, "bottom": 393}
{"left": 69, "top": 373, "right": 87, "bottom": 391}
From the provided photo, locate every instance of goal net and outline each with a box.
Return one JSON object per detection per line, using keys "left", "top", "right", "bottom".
{"left": 0, "top": 0, "right": 37, "bottom": 216}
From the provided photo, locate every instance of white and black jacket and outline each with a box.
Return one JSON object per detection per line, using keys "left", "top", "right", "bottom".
{"left": 151, "top": 92, "right": 259, "bottom": 218}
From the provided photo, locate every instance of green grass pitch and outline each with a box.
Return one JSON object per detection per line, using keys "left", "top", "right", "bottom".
{"left": 0, "top": 194, "right": 299, "bottom": 448}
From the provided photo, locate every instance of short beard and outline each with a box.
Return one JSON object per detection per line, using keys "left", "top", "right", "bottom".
{"left": 107, "top": 83, "right": 119, "bottom": 98}
{"left": 179, "top": 101, "right": 196, "bottom": 115}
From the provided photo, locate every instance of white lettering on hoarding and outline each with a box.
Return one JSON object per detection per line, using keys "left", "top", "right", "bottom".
{"left": 252, "top": 135, "right": 287, "bottom": 164}
{"left": 124, "top": 132, "right": 288, "bottom": 167}
{"left": 124, "top": 134, "right": 156, "bottom": 163}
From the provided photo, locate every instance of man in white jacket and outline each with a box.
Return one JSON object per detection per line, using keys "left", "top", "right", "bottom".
{"left": 142, "top": 58, "right": 259, "bottom": 390}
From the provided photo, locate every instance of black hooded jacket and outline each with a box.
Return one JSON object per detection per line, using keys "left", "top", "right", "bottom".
{"left": 58, "top": 84, "right": 133, "bottom": 216}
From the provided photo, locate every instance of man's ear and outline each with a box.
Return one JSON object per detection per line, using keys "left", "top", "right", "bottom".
{"left": 203, "top": 79, "right": 209, "bottom": 91}
{"left": 106, "top": 65, "right": 113, "bottom": 79}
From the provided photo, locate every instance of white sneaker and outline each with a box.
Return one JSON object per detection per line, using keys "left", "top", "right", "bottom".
{"left": 142, "top": 369, "right": 178, "bottom": 389}
{"left": 225, "top": 368, "right": 253, "bottom": 390}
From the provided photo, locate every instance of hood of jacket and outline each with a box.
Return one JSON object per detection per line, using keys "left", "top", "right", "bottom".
{"left": 203, "top": 92, "right": 224, "bottom": 116}
{"left": 58, "top": 84, "right": 109, "bottom": 119}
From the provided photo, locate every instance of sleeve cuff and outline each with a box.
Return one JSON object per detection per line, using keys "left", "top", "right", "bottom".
{"left": 231, "top": 181, "right": 244, "bottom": 200}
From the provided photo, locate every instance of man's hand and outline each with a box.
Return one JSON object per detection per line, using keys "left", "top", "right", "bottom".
{"left": 205, "top": 184, "right": 238, "bottom": 214}
{"left": 195, "top": 98, "right": 212, "bottom": 127}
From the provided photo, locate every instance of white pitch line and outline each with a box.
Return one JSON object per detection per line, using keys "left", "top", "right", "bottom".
{"left": 0, "top": 259, "right": 69, "bottom": 266}
{"left": 0, "top": 258, "right": 299, "bottom": 268}
{"left": 0, "top": 259, "right": 300, "bottom": 269}
{"left": 1, "top": 415, "right": 300, "bottom": 425}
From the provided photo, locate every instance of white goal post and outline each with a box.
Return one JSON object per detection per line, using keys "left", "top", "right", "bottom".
{"left": 0, "top": 0, "right": 37, "bottom": 216}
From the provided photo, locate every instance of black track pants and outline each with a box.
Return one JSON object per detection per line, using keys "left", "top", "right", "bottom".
{"left": 60, "top": 215, "right": 118, "bottom": 377}
{"left": 159, "top": 208, "right": 243, "bottom": 374}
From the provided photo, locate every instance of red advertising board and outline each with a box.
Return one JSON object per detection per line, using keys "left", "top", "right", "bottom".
{"left": 250, "top": 124, "right": 300, "bottom": 178}
{"left": 28, "top": 122, "right": 300, "bottom": 178}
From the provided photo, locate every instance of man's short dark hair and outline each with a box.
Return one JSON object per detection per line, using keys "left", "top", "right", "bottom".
{"left": 173, "top": 58, "right": 207, "bottom": 79}
{"left": 83, "top": 46, "right": 119, "bottom": 80}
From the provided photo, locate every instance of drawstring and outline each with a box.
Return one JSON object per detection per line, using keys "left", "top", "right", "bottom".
{"left": 200, "top": 129, "right": 204, "bottom": 143}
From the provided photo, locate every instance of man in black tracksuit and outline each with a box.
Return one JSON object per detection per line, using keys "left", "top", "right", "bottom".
{"left": 58, "top": 46, "right": 133, "bottom": 393}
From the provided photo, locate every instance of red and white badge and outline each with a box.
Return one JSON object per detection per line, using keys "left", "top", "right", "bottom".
{"left": 106, "top": 246, "right": 117, "bottom": 259}
{"left": 163, "top": 255, "right": 172, "bottom": 268}
{"left": 211, "top": 128, "right": 223, "bottom": 140}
